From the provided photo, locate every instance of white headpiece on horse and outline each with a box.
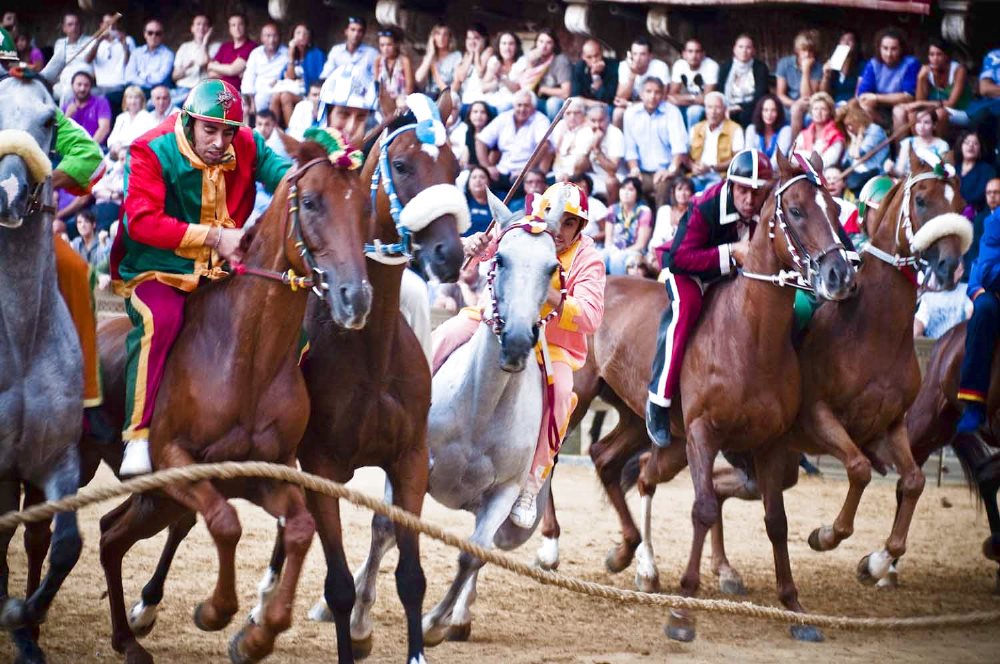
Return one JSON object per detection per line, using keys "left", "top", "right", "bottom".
{"left": 406, "top": 93, "right": 446, "bottom": 147}
{"left": 0, "top": 129, "right": 52, "bottom": 182}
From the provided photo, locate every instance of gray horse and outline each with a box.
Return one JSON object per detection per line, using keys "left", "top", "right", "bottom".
{"left": 0, "top": 73, "right": 84, "bottom": 664}
{"left": 349, "top": 192, "right": 561, "bottom": 648}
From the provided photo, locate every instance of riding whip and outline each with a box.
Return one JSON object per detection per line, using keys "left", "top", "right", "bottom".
{"left": 63, "top": 12, "right": 124, "bottom": 69}
{"left": 839, "top": 116, "right": 919, "bottom": 178}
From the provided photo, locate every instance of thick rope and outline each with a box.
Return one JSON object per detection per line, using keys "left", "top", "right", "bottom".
{"left": 1, "top": 461, "right": 997, "bottom": 631}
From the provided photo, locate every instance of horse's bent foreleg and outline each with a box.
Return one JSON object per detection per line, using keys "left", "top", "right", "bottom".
{"left": 247, "top": 521, "right": 285, "bottom": 627}
{"left": 389, "top": 448, "right": 429, "bottom": 664}
{"left": 708, "top": 467, "right": 749, "bottom": 596}
{"left": 594, "top": 411, "right": 648, "bottom": 574}
{"left": 448, "top": 569, "right": 479, "bottom": 642}
{"left": 634, "top": 442, "right": 688, "bottom": 594}
{"left": 130, "top": 510, "right": 197, "bottom": 637}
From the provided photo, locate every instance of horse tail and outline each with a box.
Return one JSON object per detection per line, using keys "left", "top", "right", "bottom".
{"left": 952, "top": 432, "right": 1000, "bottom": 505}
{"left": 620, "top": 448, "right": 644, "bottom": 494}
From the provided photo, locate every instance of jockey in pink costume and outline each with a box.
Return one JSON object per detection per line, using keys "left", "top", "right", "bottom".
{"left": 431, "top": 181, "right": 606, "bottom": 527}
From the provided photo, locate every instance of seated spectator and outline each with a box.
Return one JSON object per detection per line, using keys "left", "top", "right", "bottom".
{"left": 86, "top": 13, "right": 133, "bottom": 111}
{"left": 320, "top": 16, "right": 376, "bottom": 92}
{"left": 688, "top": 91, "right": 744, "bottom": 191}
{"left": 125, "top": 19, "right": 174, "bottom": 97}
{"left": 464, "top": 165, "right": 493, "bottom": 235}
{"left": 624, "top": 77, "right": 688, "bottom": 208}
{"left": 821, "top": 30, "right": 862, "bottom": 105}
{"left": 571, "top": 173, "right": 608, "bottom": 246}
{"left": 613, "top": 37, "right": 669, "bottom": 127}
{"left": 792, "top": 92, "right": 844, "bottom": 168}
{"left": 452, "top": 23, "right": 494, "bottom": 108}
{"left": 148, "top": 84, "right": 178, "bottom": 123}
{"left": 14, "top": 29, "right": 44, "bottom": 73}
{"left": 550, "top": 98, "right": 593, "bottom": 182}
{"left": 482, "top": 31, "right": 523, "bottom": 113}
{"left": 171, "top": 14, "right": 220, "bottom": 108}
{"left": 650, "top": 175, "right": 694, "bottom": 266}
{"left": 966, "top": 178, "right": 1000, "bottom": 275}
{"left": 824, "top": 166, "right": 856, "bottom": 204}
{"left": 270, "top": 23, "right": 325, "bottom": 128}
{"left": 895, "top": 38, "right": 971, "bottom": 136}
{"left": 509, "top": 167, "right": 547, "bottom": 214}
{"left": 838, "top": 100, "right": 888, "bottom": 194}
{"left": 668, "top": 38, "right": 718, "bottom": 128}
{"left": 572, "top": 38, "right": 618, "bottom": 107}
{"left": 255, "top": 109, "right": 288, "bottom": 160}
{"left": 968, "top": 46, "right": 1000, "bottom": 130}
{"left": 604, "top": 176, "right": 653, "bottom": 275}
{"left": 91, "top": 152, "right": 125, "bottom": 232}
{"left": 50, "top": 13, "right": 92, "bottom": 105}
{"left": 585, "top": 102, "right": 624, "bottom": 202}
{"left": 242, "top": 23, "right": 289, "bottom": 117}
{"left": 451, "top": 100, "right": 495, "bottom": 169}
{"left": 744, "top": 94, "right": 792, "bottom": 167}
{"left": 958, "top": 131, "right": 997, "bottom": 214}
{"left": 415, "top": 22, "right": 461, "bottom": 99}
{"left": 514, "top": 28, "right": 570, "bottom": 120}
{"left": 287, "top": 80, "right": 323, "bottom": 140}
{"left": 318, "top": 63, "right": 376, "bottom": 147}
{"left": 70, "top": 209, "right": 108, "bottom": 268}
{"left": 719, "top": 33, "right": 770, "bottom": 128}
{"left": 207, "top": 13, "right": 257, "bottom": 92}
{"left": 776, "top": 30, "right": 824, "bottom": 138}
{"left": 857, "top": 27, "right": 920, "bottom": 132}
{"left": 107, "top": 86, "right": 155, "bottom": 158}
{"left": 885, "top": 108, "right": 949, "bottom": 178}
{"left": 476, "top": 89, "right": 552, "bottom": 194}
{"left": 1, "top": 11, "right": 15, "bottom": 33}
{"left": 433, "top": 261, "right": 485, "bottom": 314}
{"left": 914, "top": 262, "right": 972, "bottom": 338}
{"left": 63, "top": 71, "right": 111, "bottom": 147}
{"left": 375, "top": 27, "right": 414, "bottom": 113}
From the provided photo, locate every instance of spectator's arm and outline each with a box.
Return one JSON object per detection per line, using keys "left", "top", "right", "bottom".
{"left": 402, "top": 56, "right": 416, "bottom": 95}
{"left": 93, "top": 116, "right": 111, "bottom": 146}
{"left": 776, "top": 74, "right": 795, "bottom": 108}
{"left": 55, "top": 194, "right": 94, "bottom": 222}
{"left": 856, "top": 61, "right": 876, "bottom": 95}
{"left": 210, "top": 55, "right": 249, "bottom": 78}
{"left": 945, "top": 65, "right": 969, "bottom": 109}
{"left": 915, "top": 65, "right": 931, "bottom": 101}
{"left": 241, "top": 51, "right": 257, "bottom": 95}
{"left": 913, "top": 315, "right": 926, "bottom": 338}
{"left": 981, "top": 76, "right": 1000, "bottom": 99}
{"left": 123, "top": 51, "right": 138, "bottom": 85}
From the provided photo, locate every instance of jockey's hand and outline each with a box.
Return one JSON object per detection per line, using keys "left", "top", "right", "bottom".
{"left": 462, "top": 231, "right": 491, "bottom": 259}
{"left": 546, "top": 285, "right": 563, "bottom": 308}
{"left": 730, "top": 238, "right": 751, "bottom": 267}
{"left": 214, "top": 228, "right": 245, "bottom": 261}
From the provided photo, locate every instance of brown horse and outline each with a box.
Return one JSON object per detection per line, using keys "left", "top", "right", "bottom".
{"left": 95, "top": 135, "right": 372, "bottom": 664}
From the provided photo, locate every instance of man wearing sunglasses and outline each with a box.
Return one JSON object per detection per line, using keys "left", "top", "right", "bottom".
{"left": 125, "top": 18, "right": 174, "bottom": 98}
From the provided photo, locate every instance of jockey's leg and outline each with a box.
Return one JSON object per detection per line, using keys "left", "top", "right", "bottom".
{"left": 645, "top": 272, "right": 704, "bottom": 446}
{"left": 399, "top": 267, "right": 432, "bottom": 364}
{"left": 957, "top": 292, "right": 1000, "bottom": 432}
{"left": 120, "top": 280, "right": 187, "bottom": 476}
{"left": 430, "top": 307, "right": 481, "bottom": 374}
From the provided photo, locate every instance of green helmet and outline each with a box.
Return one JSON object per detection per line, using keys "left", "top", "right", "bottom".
{"left": 182, "top": 79, "right": 244, "bottom": 127}
{"left": 857, "top": 175, "right": 894, "bottom": 219}
{"left": 0, "top": 26, "right": 18, "bottom": 62}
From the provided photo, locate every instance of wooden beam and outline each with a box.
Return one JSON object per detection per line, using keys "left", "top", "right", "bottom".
{"left": 606, "top": 0, "right": 931, "bottom": 16}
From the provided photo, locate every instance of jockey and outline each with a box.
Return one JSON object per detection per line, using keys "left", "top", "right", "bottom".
{"left": 431, "top": 182, "right": 606, "bottom": 527}
{"left": 856, "top": 174, "right": 894, "bottom": 239}
{"left": 110, "top": 78, "right": 291, "bottom": 476}
{"left": 318, "top": 62, "right": 377, "bottom": 148}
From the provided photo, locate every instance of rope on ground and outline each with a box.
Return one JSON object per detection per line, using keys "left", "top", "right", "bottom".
{"left": 1, "top": 461, "right": 997, "bottom": 632}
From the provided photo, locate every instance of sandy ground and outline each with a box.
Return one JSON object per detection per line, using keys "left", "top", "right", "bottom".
{"left": 3, "top": 462, "right": 999, "bottom": 664}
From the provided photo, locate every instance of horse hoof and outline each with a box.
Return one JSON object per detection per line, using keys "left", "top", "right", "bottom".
{"left": 307, "top": 598, "right": 334, "bottom": 622}
{"left": 193, "top": 602, "right": 233, "bottom": 632}
{"left": 876, "top": 567, "right": 899, "bottom": 590}
{"left": 0, "top": 597, "right": 27, "bottom": 630}
{"left": 422, "top": 622, "right": 448, "bottom": 648}
{"left": 635, "top": 572, "right": 661, "bottom": 594}
{"left": 13, "top": 641, "right": 46, "bottom": 664}
{"left": 665, "top": 612, "right": 696, "bottom": 642}
{"left": 983, "top": 535, "right": 1000, "bottom": 562}
{"left": 128, "top": 601, "right": 157, "bottom": 638}
{"left": 856, "top": 555, "right": 877, "bottom": 586}
{"left": 351, "top": 634, "right": 374, "bottom": 660}
{"left": 447, "top": 622, "right": 472, "bottom": 642}
{"left": 718, "top": 575, "right": 747, "bottom": 596}
{"left": 228, "top": 626, "right": 258, "bottom": 664}
{"left": 124, "top": 644, "right": 155, "bottom": 664}
{"left": 535, "top": 556, "right": 559, "bottom": 572}
{"left": 790, "top": 624, "right": 824, "bottom": 642}
{"left": 605, "top": 546, "right": 634, "bottom": 574}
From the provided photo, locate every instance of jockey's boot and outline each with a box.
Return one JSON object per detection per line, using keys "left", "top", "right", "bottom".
{"left": 120, "top": 438, "right": 153, "bottom": 477}
{"left": 510, "top": 488, "right": 537, "bottom": 529}
{"left": 957, "top": 402, "right": 986, "bottom": 434}
{"left": 645, "top": 400, "right": 672, "bottom": 448}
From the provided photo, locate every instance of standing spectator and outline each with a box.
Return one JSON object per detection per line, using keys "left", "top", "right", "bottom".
{"left": 719, "top": 34, "right": 770, "bottom": 128}
{"left": 743, "top": 94, "right": 792, "bottom": 167}
{"left": 821, "top": 30, "right": 862, "bottom": 105}
{"left": 857, "top": 27, "right": 920, "bottom": 133}
{"left": 550, "top": 98, "right": 593, "bottom": 181}
{"left": 452, "top": 23, "right": 494, "bottom": 108}
{"left": 415, "top": 22, "right": 461, "bottom": 99}
{"left": 914, "top": 262, "right": 972, "bottom": 339}
{"left": 171, "top": 15, "right": 220, "bottom": 108}
{"left": 776, "top": 30, "right": 824, "bottom": 138}
{"left": 838, "top": 100, "right": 888, "bottom": 194}
{"left": 571, "top": 38, "right": 618, "bottom": 107}
{"left": 242, "top": 23, "right": 289, "bottom": 118}
{"left": 70, "top": 210, "right": 108, "bottom": 267}
{"left": 254, "top": 109, "right": 288, "bottom": 160}
{"left": 287, "top": 80, "right": 323, "bottom": 140}
{"left": 969, "top": 46, "right": 1000, "bottom": 131}
{"left": 14, "top": 29, "right": 44, "bottom": 72}
{"left": 148, "top": 85, "right": 178, "bottom": 123}
{"left": 125, "top": 19, "right": 174, "bottom": 97}
{"left": 374, "top": 27, "right": 414, "bottom": 112}
{"left": 269, "top": 23, "right": 326, "bottom": 128}
{"left": 86, "top": 13, "right": 133, "bottom": 112}
{"left": 885, "top": 108, "right": 949, "bottom": 178}
{"left": 50, "top": 13, "right": 92, "bottom": 105}
{"left": 959, "top": 131, "right": 997, "bottom": 214}
{"left": 318, "top": 63, "right": 376, "bottom": 147}
{"left": 650, "top": 176, "right": 694, "bottom": 263}
{"left": 604, "top": 176, "right": 653, "bottom": 275}
{"left": 514, "top": 28, "right": 571, "bottom": 120}
{"left": 451, "top": 99, "right": 495, "bottom": 169}
{"left": 107, "top": 86, "right": 155, "bottom": 158}
{"left": 208, "top": 13, "right": 257, "bottom": 92}
{"left": 967, "top": 178, "right": 1000, "bottom": 275}
{"left": 669, "top": 38, "right": 718, "bottom": 128}
{"left": 624, "top": 77, "right": 688, "bottom": 208}
{"left": 792, "top": 92, "right": 844, "bottom": 168}
{"left": 463, "top": 165, "right": 493, "bottom": 235}
{"left": 319, "top": 16, "right": 377, "bottom": 89}
{"left": 895, "top": 38, "right": 971, "bottom": 136}
{"left": 687, "top": 91, "right": 744, "bottom": 191}
{"left": 63, "top": 71, "right": 111, "bottom": 147}
{"left": 476, "top": 89, "right": 552, "bottom": 194}
{"left": 613, "top": 37, "right": 670, "bottom": 127}
{"left": 482, "top": 31, "right": 522, "bottom": 112}
{"left": 585, "top": 103, "right": 625, "bottom": 202}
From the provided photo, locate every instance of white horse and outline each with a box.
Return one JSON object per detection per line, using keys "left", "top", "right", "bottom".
{"left": 349, "top": 191, "right": 562, "bottom": 648}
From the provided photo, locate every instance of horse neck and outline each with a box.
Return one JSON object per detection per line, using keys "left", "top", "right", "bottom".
{"left": 462, "top": 323, "right": 525, "bottom": 414}
{"left": 0, "top": 207, "right": 57, "bottom": 350}
{"left": 736, "top": 217, "right": 797, "bottom": 357}
{"left": 855, "top": 189, "right": 920, "bottom": 330}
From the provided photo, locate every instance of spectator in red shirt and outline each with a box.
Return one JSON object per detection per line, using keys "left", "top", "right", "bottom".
{"left": 207, "top": 13, "right": 257, "bottom": 92}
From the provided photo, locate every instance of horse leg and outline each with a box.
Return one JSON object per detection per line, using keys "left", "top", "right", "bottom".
{"left": 99, "top": 493, "right": 187, "bottom": 664}
{"left": 0, "top": 482, "right": 45, "bottom": 664}
{"left": 596, "top": 411, "right": 647, "bottom": 574}
{"left": 228, "top": 481, "right": 315, "bottom": 664}
{"left": 635, "top": 442, "right": 688, "bottom": 594}
{"left": 387, "top": 449, "right": 429, "bottom": 664}
{"left": 129, "top": 511, "right": 197, "bottom": 637}
{"left": 18, "top": 485, "right": 50, "bottom": 646}
{"left": 976, "top": 458, "right": 1000, "bottom": 593}
{"left": 535, "top": 472, "right": 560, "bottom": 571}
{"left": 708, "top": 466, "right": 757, "bottom": 596}
{"left": 422, "top": 483, "right": 520, "bottom": 647}
{"left": 248, "top": 522, "right": 286, "bottom": 627}
{"left": 447, "top": 569, "right": 479, "bottom": 642}
{"left": 349, "top": 483, "right": 397, "bottom": 659}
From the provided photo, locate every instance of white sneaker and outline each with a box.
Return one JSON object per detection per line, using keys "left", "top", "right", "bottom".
{"left": 510, "top": 489, "right": 537, "bottom": 529}
{"left": 120, "top": 439, "right": 153, "bottom": 477}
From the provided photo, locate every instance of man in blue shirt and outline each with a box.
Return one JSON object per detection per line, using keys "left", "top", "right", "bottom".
{"left": 856, "top": 27, "right": 919, "bottom": 133}
{"left": 125, "top": 18, "right": 174, "bottom": 97}
{"left": 623, "top": 77, "right": 688, "bottom": 208}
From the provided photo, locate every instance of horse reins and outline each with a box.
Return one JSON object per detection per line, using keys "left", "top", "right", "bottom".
{"left": 364, "top": 123, "right": 421, "bottom": 265}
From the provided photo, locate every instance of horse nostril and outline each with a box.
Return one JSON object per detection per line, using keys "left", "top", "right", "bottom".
{"left": 339, "top": 285, "right": 354, "bottom": 313}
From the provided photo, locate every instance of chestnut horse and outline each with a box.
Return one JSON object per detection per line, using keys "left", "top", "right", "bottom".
{"left": 95, "top": 135, "right": 372, "bottom": 664}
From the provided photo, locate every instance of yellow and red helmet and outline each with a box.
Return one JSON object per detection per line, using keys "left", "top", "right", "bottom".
{"left": 530, "top": 181, "right": 590, "bottom": 228}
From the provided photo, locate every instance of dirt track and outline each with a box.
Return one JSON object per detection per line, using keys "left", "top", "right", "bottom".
{"left": 4, "top": 462, "right": 999, "bottom": 663}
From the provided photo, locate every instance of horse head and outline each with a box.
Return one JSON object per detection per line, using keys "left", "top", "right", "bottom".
{"left": 365, "top": 92, "right": 468, "bottom": 282}
{"left": 256, "top": 133, "right": 372, "bottom": 328}
{"left": 767, "top": 150, "right": 855, "bottom": 300}
{"left": 0, "top": 76, "right": 57, "bottom": 227}
{"left": 485, "top": 190, "right": 560, "bottom": 373}
{"left": 870, "top": 155, "right": 971, "bottom": 291}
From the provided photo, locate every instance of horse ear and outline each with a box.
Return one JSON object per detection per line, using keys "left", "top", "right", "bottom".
{"left": 808, "top": 151, "right": 824, "bottom": 178}
{"left": 775, "top": 148, "right": 791, "bottom": 175}
{"left": 278, "top": 129, "right": 300, "bottom": 161}
{"left": 377, "top": 85, "right": 396, "bottom": 123}
{"left": 437, "top": 90, "right": 453, "bottom": 123}
{"left": 486, "top": 189, "right": 515, "bottom": 228}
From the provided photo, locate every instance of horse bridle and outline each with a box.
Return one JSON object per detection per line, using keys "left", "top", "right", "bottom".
{"left": 364, "top": 123, "right": 424, "bottom": 264}
{"left": 25, "top": 180, "right": 55, "bottom": 217}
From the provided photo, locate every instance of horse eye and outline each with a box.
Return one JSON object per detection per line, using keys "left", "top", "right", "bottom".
{"left": 301, "top": 196, "right": 318, "bottom": 211}
{"left": 391, "top": 159, "right": 408, "bottom": 174}
{"left": 494, "top": 255, "right": 504, "bottom": 268}
{"left": 915, "top": 195, "right": 926, "bottom": 207}
{"left": 789, "top": 207, "right": 802, "bottom": 218}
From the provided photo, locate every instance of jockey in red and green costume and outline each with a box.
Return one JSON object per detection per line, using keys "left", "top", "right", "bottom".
{"left": 110, "top": 78, "right": 290, "bottom": 476}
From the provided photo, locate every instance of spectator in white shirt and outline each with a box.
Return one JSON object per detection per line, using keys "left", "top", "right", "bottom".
{"left": 623, "top": 77, "right": 689, "bottom": 208}
{"left": 613, "top": 37, "right": 669, "bottom": 127}
{"left": 85, "top": 13, "right": 133, "bottom": 112}
{"left": 254, "top": 109, "right": 289, "bottom": 160}
{"left": 475, "top": 89, "right": 553, "bottom": 194}
{"left": 287, "top": 81, "right": 323, "bottom": 140}
{"left": 668, "top": 38, "right": 719, "bottom": 128}
{"left": 319, "top": 17, "right": 377, "bottom": 87}
{"left": 241, "top": 23, "right": 289, "bottom": 117}
{"left": 550, "top": 98, "right": 593, "bottom": 181}
{"left": 149, "top": 85, "right": 179, "bottom": 123}
{"left": 107, "top": 85, "right": 156, "bottom": 159}
{"left": 49, "top": 13, "right": 92, "bottom": 106}
{"left": 171, "top": 14, "right": 220, "bottom": 107}
{"left": 585, "top": 103, "right": 625, "bottom": 202}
